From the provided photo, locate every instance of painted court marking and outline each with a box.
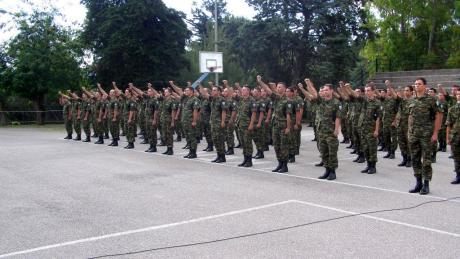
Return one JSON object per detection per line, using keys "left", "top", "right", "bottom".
{"left": 59, "top": 138, "right": 460, "bottom": 204}
{"left": 0, "top": 200, "right": 296, "bottom": 258}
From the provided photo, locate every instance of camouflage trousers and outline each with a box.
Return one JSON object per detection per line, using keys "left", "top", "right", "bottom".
{"left": 253, "top": 126, "right": 264, "bottom": 151}
{"left": 382, "top": 122, "right": 398, "bottom": 152}
{"left": 211, "top": 123, "right": 226, "bottom": 155}
{"left": 202, "top": 119, "right": 212, "bottom": 145}
{"left": 398, "top": 122, "right": 410, "bottom": 157}
{"left": 82, "top": 118, "right": 91, "bottom": 137}
{"left": 351, "top": 120, "right": 362, "bottom": 153}
{"left": 318, "top": 132, "right": 339, "bottom": 169}
{"left": 138, "top": 112, "right": 145, "bottom": 134}
{"left": 288, "top": 125, "right": 301, "bottom": 156}
{"left": 103, "top": 118, "right": 109, "bottom": 136}
{"left": 65, "top": 118, "right": 73, "bottom": 135}
{"left": 73, "top": 117, "right": 81, "bottom": 135}
{"left": 160, "top": 118, "right": 174, "bottom": 148}
{"left": 450, "top": 134, "right": 460, "bottom": 173}
{"left": 272, "top": 121, "right": 290, "bottom": 162}
{"left": 175, "top": 120, "right": 183, "bottom": 138}
{"left": 110, "top": 119, "right": 120, "bottom": 140}
{"left": 126, "top": 121, "right": 137, "bottom": 143}
{"left": 146, "top": 120, "right": 157, "bottom": 146}
{"left": 226, "top": 122, "right": 235, "bottom": 148}
{"left": 184, "top": 122, "right": 199, "bottom": 150}
{"left": 341, "top": 117, "right": 349, "bottom": 140}
{"left": 409, "top": 133, "right": 434, "bottom": 181}
{"left": 237, "top": 124, "right": 253, "bottom": 156}
{"left": 265, "top": 121, "right": 272, "bottom": 149}
{"left": 361, "top": 128, "right": 378, "bottom": 163}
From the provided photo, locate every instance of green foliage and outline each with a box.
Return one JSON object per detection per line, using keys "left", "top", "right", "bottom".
{"left": 81, "top": 0, "right": 191, "bottom": 88}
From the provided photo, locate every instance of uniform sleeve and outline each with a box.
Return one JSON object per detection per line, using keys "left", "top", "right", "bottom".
{"left": 193, "top": 98, "right": 201, "bottom": 110}
{"left": 445, "top": 107, "right": 454, "bottom": 126}
{"left": 251, "top": 101, "right": 259, "bottom": 113}
{"left": 336, "top": 102, "right": 343, "bottom": 119}
{"left": 295, "top": 99, "right": 304, "bottom": 111}
{"left": 259, "top": 101, "right": 267, "bottom": 113}
{"left": 221, "top": 99, "right": 229, "bottom": 111}
{"left": 286, "top": 100, "right": 293, "bottom": 115}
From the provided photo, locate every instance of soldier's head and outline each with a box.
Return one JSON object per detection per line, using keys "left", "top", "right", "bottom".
{"left": 252, "top": 87, "right": 260, "bottom": 98}
{"left": 222, "top": 88, "right": 228, "bottom": 97}
{"left": 124, "top": 89, "right": 131, "bottom": 97}
{"left": 208, "top": 81, "right": 215, "bottom": 88}
{"left": 428, "top": 88, "right": 437, "bottom": 97}
{"left": 322, "top": 84, "right": 333, "bottom": 99}
{"left": 276, "top": 82, "right": 287, "bottom": 96}
{"left": 261, "top": 88, "right": 267, "bottom": 98}
{"left": 452, "top": 85, "right": 459, "bottom": 96}
{"left": 379, "top": 89, "right": 387, "bottom": 98}
{"left": 147, "top": 88, "right": 154, "bottom": 97}
{"left": 109, "top": 89, "right": 115, "bottom": 98}
{"left": 211, "top": 86, "right": 221, "bottom": 97}
{"left": 404, "top": 85, "right": 414, "bottom": 98}
{"left": 241, "top": 86, "right": 250, "bottom": 98}
{"left": 286, "top": 87, "right": 295, "bottom": 98}
{"left": 164, "top": 88, "right": 172, "bottom": 97}
{"left": 185, "top": 87, "right": 194, "bottom": 97}
{"left": 456, "top": 90, "right": 460, "bottom": 102}
{"left": 364, "top": 85, "right": 375, "bottom": 99}
{"left": 414, "top": 77, "right": 427, "bottom": 95}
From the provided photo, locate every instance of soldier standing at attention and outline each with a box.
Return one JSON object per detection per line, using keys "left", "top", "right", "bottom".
{"left": 160, "top": 88, "right": 177, "bottom": 155}
{"left": 97, "top": 84, "right": 110, "bottom": 140}
{"left": 394, "top": 85, "right": 414, "bottom": 167}
{"left": 58, "top": 92, "right": 73, "bottom": 139}
{"left": 261, "top": 88, "right": 273, "bottom": 151}
{"left": 235, "top": 85, "right": 258, "bottom": 167}
{"left": 178, "top": 86, "right": 201, "bottom": 159}
{"left": 70, "top": 91, "right": 82, "bottom": 141}
{"left": 288, "top": 87, "right": 304, "bottom": 163}
{"left": 223, "top": 83, "right": 237, "bottom": 155}
{"left": 359, "top": 84, "right": 381, "bottom": 174}
{"left": 81, "top": 92, "right": 92, "bottom": 142}
{"left": 124, "top": 86, "right": 138, "bottom": 149}
{"left": 408, "top": 78, "right": 443, "bottom": 195}
{"left": 381, "top": 81, "right": 399, "bottom": 159}
{"left": 108, "top": 87, "right": 121, "bottom": 147}
{"left": 252, "top": 87, "right": 266, "bottom": 159}
{"left": 306, "top": 80, "right": 341, "bottom": 180}
{"left": 207, "top": 86, "right": 228, "bottom": 163}
{"left": 446, "top": 91, "right": 460, "bottom": 184}
{"left": 258, "top": 75, "right": 292, "bottom": 173}
{"left": 199, "top": 87, "right": 213, "bottom": 152}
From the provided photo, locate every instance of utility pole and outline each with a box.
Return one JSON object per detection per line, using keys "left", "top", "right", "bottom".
{"left": 214, "top": 0, "right": 218, "bottom": 86}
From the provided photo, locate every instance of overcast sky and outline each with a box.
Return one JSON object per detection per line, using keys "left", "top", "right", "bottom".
{"left": 0, "top": 0, "right": 256, "bottom": 44}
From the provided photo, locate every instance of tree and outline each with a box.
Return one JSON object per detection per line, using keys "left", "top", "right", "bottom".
{"left": 81, "top": 0, "right": 191, "bottom": 88}
{"left": 6, "top": 11, "right": 82, "bottom": 124}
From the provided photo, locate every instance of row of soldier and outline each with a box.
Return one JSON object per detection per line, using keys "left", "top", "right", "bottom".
{"left": 58, "top": 76, "right": 460, "bottom": 195}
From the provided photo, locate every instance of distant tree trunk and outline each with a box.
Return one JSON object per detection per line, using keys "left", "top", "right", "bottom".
{"left": 428, "top": 20, "right": 435, "bottom": 53}
{"left": 34, "top": 95, "right": 45, "bottom": 125}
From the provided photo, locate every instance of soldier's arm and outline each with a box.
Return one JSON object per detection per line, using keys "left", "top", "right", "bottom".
{"left": 153, "top": 110, "right": 159, "bottom": 126}
{"left": 374, "top": 116, "right": 380, "bottom": 138}
{"left": 97, "top": 83, "right": 108, "bottom": 96}
{"left": 305, "top": 78, "right": 318, "bottom": 100}
{"left": 334, "top": 117, "right": 341, "bottom": 137}
{"left": 265, "top": 106, "right": 272, "bottom": 124}
{"left": 169, "top": 81, "right": 184, "bottom": 96}
{"left": 285, "top": 111, "right": 292, "bottom": 134}
{"left": 171, "top": 108, "right": 176, "bottom": 127}
{"left": 257, "top": 109, "right": 264, "bottom": 128}
{"left": 249, "top": 110, "right": 257, "bottom": 130}
{"left": 257, "top": 75, "right": 273, "bottom": 95}
{"left": 433, "top": 111, "right": 443, "bottom": 142}
{"left": 221, "top": 109, "right": 227, "bottom": 128}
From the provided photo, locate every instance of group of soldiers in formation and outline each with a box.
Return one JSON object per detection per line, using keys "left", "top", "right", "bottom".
{"left": 58, "top": 76, "right": 460, "bottom": 195}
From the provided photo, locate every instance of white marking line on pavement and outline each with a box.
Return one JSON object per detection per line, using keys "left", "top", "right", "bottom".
{"left": 293, "top": 200, "right": 460, "bottom": 238}
{"left": 0, "top": 200, "right": 297, "bottom": 258}
{"left": 58, "top": 138, "right": 460, "bottom": 204}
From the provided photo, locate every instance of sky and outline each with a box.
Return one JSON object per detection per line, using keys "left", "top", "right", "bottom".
{"left": 0, "top": 0, "right": 257, "bottom": 44}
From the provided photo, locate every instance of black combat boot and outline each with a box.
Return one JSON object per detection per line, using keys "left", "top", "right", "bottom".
{"left": 389, "top": 151, "right": 395, "bottom": 159}
{"left": 125, "top": 142, "right": 134, "bottom": 149}
{"left": 73, "top": 134, "right": 81, "bottom": 141}
{"left": 243, "top": 156, "right": 252, "bottom": 167}
{"left": 203, "top": 143, "right": 213, "bottom": 152}
{"left": 353, "top": 154, "right": 361, "bottom": 162}
{"left": 419, "top": 180, "right": 430, "bottom": 195}
{"left": 238, "top": 156, "right": 248, "bottom": 167}
{"left": 225, "top": 147, "right": 234, "bottom": 155}
{"left": 357, "top": 153, "right": 365, "bottom": 163}
{"left": 182, "top": 142, "right": 190, "bottom": 149}
{"left": 120, "top": 132, "right": 126, "bottom": 136}
{"left": 327, "top": 168, "right": 336, "bottom": 180}
{"left": 288, "top": 154, "right": 295, "bottom": 163}
{"left": 145, "top": 144, "right": 154, "bottom": 152}
{"left": 254, "top": 150, "right": 264, "bottom": 159}
{"left": 187, "top": 149, "right": 197, "bottom": 159}
{"left": 108, "top": 139, "right": 114, "bottom": 146}
{"left": 162, "top": 147, "right": 173, "bottom": 155}
{"left": 82, "top": 135, "right": 91, "bottom": 142}
{"left": 272, "top": 160, "right": 282, "bottom": 172}
{"left": 318, "top": 168, "right": 330, "bottom": 179}
{"left": 361, "top": 162, "right": 370, "bottom": 173}
{"left": 378, "top": 145, "right": 385, "bottom": 151}
{"left": 235, "top": 142, "right": 242, "bottom": 148}
{"left": 158, "top": 140, "right": 166, "bottom": 146}
{"left": 277, "top": 161, "right": 288, "bottom": 173}
{"left": 64, "top": 134, "right": 72, "bottom": 140}
{"left": 211, "top": 154, "right": 220, "bottom": 162}
{"left": 346, "top": 143, "right": 353, "bottom": 149}
{"left": 104, "top": 133, "right": 109, "bottom": 139}
{"left": 409, "top": 177, "right": 423, "bottom": 193}
{"left": 451, "top": 172, "right": 460, "bottom": 184}
{"left": 398, "top": 155, "right": 407, "bottom": 167}
{"left": 315, "top": 161, "right": 324, "bottom": 167}
{"left": 216, "top": 154, "right": 226, "bottom": 163}
{"left": 91, "top": 132, "right": 97, "bottom": 138}
{"left": 140, "top": 138, "right": 149, "bottom": 144}
{"left": 183, "top": 149, "right": 191, "bottom": 158}
{"left": 431, "top": 152, "right": 437, "bottom": 163}
{"left": 383, "top": 152, "right": 391, "bottom": 158}
{"left": 175, "top": 135, "right": 182, "bottom": 142}
{"left": 341, "top": 138, "right": 349, "bottom": 144}
{"left": 350, "top": 149, "right": 357, "bottom": 154}
{"left": 112, "top": 138, "right": 118, "bottom": 147}
{"left": 367, "top": 162, "right": 377, "bottom": 174}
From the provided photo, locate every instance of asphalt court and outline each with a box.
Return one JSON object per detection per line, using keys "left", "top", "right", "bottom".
{"left": 0, "top": 126, "right": 459, "bottom": 258}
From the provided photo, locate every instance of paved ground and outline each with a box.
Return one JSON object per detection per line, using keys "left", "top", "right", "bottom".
{"left": 0, "top": 126, "right": 459, "bottom": 258}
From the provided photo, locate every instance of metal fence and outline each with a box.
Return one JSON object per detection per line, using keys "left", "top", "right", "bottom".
{"left": 0, "top": 110, "right": 63, "bottom": 125}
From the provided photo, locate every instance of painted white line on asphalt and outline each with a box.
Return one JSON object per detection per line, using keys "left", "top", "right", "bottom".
{"left": 0, "top": 200, "right": 297, "bottom": 258}
{"left": 58, "top": 138, "right": 460, "bottom": 204}
{"left": 293, "top": 200, "right": 460, "bottom": 238}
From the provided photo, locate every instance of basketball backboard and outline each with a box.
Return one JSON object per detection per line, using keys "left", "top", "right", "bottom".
{"left": 199, "top": 51, "right": 223, "bottom": 73}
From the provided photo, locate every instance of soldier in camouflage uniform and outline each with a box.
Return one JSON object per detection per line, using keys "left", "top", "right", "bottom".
{"left": 408, "top": 78, "right": 443, "bottom": 195}
{"left": 288, "top": 87, "right": 304, "bottom": 163}
{"left": 306, "top": 81, "right": 341, "bottom": 180}
{"left": 160, "top": 88, "right": 178, "bottom": 155}
{"left": 200, "top": 87, "right": 213, "bottom": 152}
{"left": 359, "top": 85, "right": 381, "bottom": 174}
{"left": 236, "top": 86, "right": 258, "bottom": 167}
{"left": 223, "top": 86, "right": 237, "bottom": 155}
{"left": 100, "top": 93, "right": 109, "bottom": 139}
{"left": 381, "top": 82, "right": 399, "bottom": 159}
{"left": 446, "top": 91, "right": 460, "bottom": 184}
{"left": 261, "top": 88, "right": 273, "bottom": 151}
{"left": 258, "top": 76, "right": 292, "bottom": 173}
{"left": 208, "top": 86, "right": 228, "bottom": 163}
{"left": 252, "top": 87, "right": 267, "bottom": 159}
{"left": 394, "top": 85, "right": 414, "bottom": 167}
{"left": 436, "top": 91, "right": 448, "bottom": 153}
{"left": 107, "top": 88, "right": 121, "bottom": 146}
{"left": 71, "top": 92, "right": 82, "bottom": 141}
{"left": 81, "top": 93, "right": 92, "bottom": 142}
{"left": 181, "top": 87, "right": 201, "bottom": 159}
{"left": 59, "top": 93, "right": 73, "bottom": 139}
